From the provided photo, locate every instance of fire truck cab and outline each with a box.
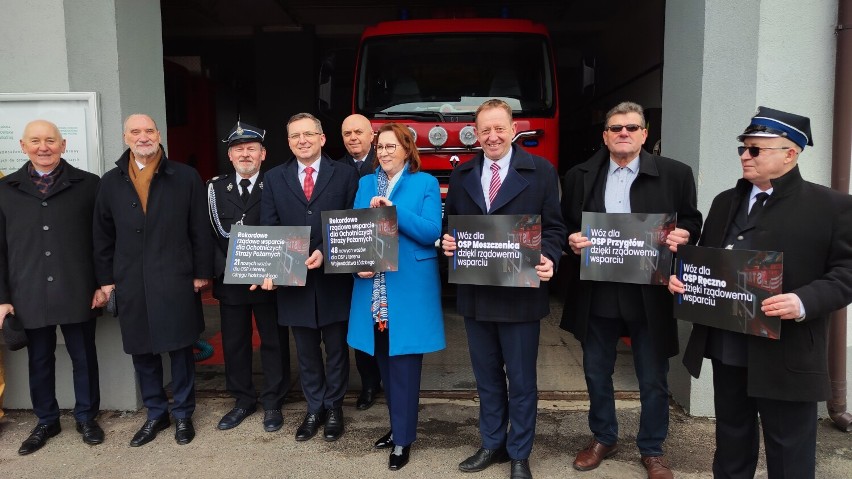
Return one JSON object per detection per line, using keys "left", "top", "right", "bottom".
{"left": 352, "top": 18, "right": 559, "bottom": 196}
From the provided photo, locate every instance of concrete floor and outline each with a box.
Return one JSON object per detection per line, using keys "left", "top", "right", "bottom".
{"left": 195, "top": 295, "right": 642, "bottom": 399}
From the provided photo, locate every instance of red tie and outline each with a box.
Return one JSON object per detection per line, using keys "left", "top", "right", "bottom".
{"left": 303, "top": 166, "right": 315, "bottom": 200}
{"left": 488, "top": 162, "right": 501, "bottom": 208}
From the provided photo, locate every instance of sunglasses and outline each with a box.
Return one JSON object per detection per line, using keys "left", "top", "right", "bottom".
{"left": 737, "top": 146, "right": 790, "bottom": 157}
{"left": 605, "top": 124, "right": 643, "bottom": 133}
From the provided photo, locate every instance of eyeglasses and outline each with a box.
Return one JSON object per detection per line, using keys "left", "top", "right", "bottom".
{"left": 287, "top": 131, "right": 321, "bottom": 141}
{"left": 375, "top": 143, "right": 397, "bottom": 154}
{"left": 738, "top": 146, "right": 789, "bottom": 157}
{"left": 605, "top": 124, "right": 643, "bottom": 133}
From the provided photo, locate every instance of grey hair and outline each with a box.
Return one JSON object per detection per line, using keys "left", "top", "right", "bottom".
{"left": 605, "top": 101, "right": 645, "bottom": 127}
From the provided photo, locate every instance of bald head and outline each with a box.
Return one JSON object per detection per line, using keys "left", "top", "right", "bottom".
{"left": 20, "top": 120, "right": 66, "bottom": 173}
{"left": 341, "top": 114, "right": 374, "bottom": 159}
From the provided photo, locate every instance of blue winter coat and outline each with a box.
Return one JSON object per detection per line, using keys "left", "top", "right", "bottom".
{"left": 347, "top": 168, "right": 445, "bottom": 356}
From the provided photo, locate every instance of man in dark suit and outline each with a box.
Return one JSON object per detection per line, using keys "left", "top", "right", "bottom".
{"left": 93, "top": 114, "right": 213, "bottom": 447}
{"left": 0, "top": 120, "right": 105, "bottom": 454}
{"left": 208, "top": 121, "right": 290, "bottom": 432}
{"left": 673, "top": 107, "right": 852, "bottom": 479}
{"left": 337, "top": 113, "right": 382, "bottom": 411}
{"left": 258, "top": 112, "right": 359, "bottom": 442}
{"left": 441, "top": 99, "right": 566, "bottom": 479}
{"left": 561, "top": 101, "right": 702, "bottom": 479}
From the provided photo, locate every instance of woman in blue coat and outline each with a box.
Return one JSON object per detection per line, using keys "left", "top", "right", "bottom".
{"left": 347, "top": 123, "right": 445, "bottom": 471}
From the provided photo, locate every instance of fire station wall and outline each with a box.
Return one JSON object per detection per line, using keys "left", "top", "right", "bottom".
{"left": 0, "top": 0, "right": 170, "bottom": 411}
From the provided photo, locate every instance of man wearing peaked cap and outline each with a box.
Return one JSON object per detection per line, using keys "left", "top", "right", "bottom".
{"left": 671, "top": 107, "right": 852, "bottom": 479}
{"left": 208, "top": 121, "right": 291, "bottom": 433}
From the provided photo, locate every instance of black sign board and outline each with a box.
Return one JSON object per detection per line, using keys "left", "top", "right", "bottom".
{"left": 674, "top": 245, "right": 783, "bottom": 339}
{"left": 580, "top": 212, "right": 676, "bottom": 285}
{"left": 448, "top": 214, "right": 541, "bottom": 288}
{"left": 322, "top": 206, "right": 399, "bottom": 274}
{"left": 223, "top": 225, "right": 311, "bottom": 286}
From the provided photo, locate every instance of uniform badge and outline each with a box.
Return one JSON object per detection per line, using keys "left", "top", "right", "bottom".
{"left": 258, "top": 181, "right": 263, "bottom": 190}
{"left": 236, "top": 124, "right": 244, "bottom": 135}
{"left": 227, "top": 183, "right": 233, "bottom": 191}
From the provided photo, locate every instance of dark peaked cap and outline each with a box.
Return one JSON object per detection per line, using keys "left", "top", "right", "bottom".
{"left": 737, "top": 106, "right": 813, "bottom": 150}
{"left": 223, "top": 120, "right": 266, "bottom": 147}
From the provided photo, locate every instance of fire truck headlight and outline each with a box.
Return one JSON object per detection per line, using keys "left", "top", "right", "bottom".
{"left": 459, "top": 125, "right": 477, "bottom": 146}
{"left": 407, "top": 126, "right": 417, "bottom": 143}
{"left": 428, "top": 126, "right": 448, "bottom": 147}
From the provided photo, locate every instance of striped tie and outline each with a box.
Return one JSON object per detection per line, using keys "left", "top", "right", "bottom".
{"left": 488, "top": 162, "right": 501, "bottom": 209}
{"left": 303, "top": 166, "right": 315, "bottom": 200}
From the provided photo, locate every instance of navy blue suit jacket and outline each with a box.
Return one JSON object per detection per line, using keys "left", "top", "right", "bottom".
{"left": 261, "top": 154, "right": 359, "bottom": 328}
{"left": 444, "top": 145, "right": 566, "bottom": 322}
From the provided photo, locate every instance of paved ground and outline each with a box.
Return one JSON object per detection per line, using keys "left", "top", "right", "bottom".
{"left": 1, "top": 395, "right": 850, "bottom": 479}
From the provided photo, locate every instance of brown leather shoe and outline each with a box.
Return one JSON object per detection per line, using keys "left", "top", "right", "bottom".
{"left": 573, "top": 438, "right": 618, "bottom": 471}
{"left": 641, "top": 455, "right": 674, "bottom": 479}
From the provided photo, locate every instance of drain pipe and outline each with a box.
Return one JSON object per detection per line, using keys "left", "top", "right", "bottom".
{"left": 828, "top": 0, "right": 852, "bottom": 432}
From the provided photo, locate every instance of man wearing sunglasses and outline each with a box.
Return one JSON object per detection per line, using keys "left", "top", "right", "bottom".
{"left": 673, "top": 107, "right": 852, "bottom": 479}
{"left": 561, "top": 101, "right": 702, "bottom": 479}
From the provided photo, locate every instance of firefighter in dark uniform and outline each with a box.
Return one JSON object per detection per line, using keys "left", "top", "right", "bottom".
{"left": 208, "top": 121, "right": 291, "bottom": 432}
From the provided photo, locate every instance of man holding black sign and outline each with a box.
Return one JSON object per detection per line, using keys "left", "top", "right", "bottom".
{"left": 561, "top": 101, "right": 702, "bottom": 478}
{"left": 207, "top": 121, "right": 290, "bottom": 433}
{"left": 673, "top": 107, "right": 852, "bottom": 479}
{"left": 442, "top": 99, "right": 566, "bottom": 479}
{"left": 259, "top": 113, "right": 358, "bottom": 443}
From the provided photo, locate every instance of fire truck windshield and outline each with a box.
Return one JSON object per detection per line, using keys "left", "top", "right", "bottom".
{"left": 356, "top": 33, "right": 555, "bottom": 119}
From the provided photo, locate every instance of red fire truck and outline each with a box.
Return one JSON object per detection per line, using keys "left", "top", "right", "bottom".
{"left": 352, "top": 18, "right": 559, "bottom": 196}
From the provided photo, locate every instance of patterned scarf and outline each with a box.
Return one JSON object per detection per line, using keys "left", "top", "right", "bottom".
{"left": 28, "top": 161, "right": 64, "bottom": 196}
{"left": 370, "top": 168, "right": 390, "bottom": 332}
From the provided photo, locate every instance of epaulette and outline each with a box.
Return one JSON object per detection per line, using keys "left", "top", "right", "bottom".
{"left": 207, "top": 174, "right": 228, "bottom": 185}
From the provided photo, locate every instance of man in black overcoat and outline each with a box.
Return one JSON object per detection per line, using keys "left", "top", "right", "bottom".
{"left": 208, "top": 121, "right": 290, "bottom": 432}
{"left": 258, "top": 113, "right": 358, "bottom": 443}
{"left": 441, "top": 99, "right": 566, "bottom": 479}
{"left": 672, "top": 107, "right": 852, "bottom": 479}
{"left": 561, "top": 101, "right": 702, "bottom": 479}
{"left": 0, "top": 120, "right": 105, "bottom": 454}
{"left": 337, "top": 113, "right": 382, "bottom": 410}
{"left": 93, "top": 114, "right": 213, "bottom": 447}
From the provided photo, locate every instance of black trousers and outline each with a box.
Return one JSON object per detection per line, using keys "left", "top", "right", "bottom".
{"left": 354, "top": 349, "right": 381, "bottom": 392}
{"left": 26, "top": 320, "right": 100, "bottom": 424}
{"left": 711, "top": 359, "right": 817, "bottom": 479}
{"left": 131, "top": 345, "right": 196, "bottom": 420}
{"left": 220, "top": 302, "right": 290, "bottom": 410}
{"left": 291, "top": 321, "right": 349, "bottom": 414}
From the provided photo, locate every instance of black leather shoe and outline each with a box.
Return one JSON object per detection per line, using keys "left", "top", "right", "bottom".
{"left": 356, "top": 387, "right": 379, "bottom": 410}
{"left": 458, "top": 447, "right": 510, "bottom": 472}
{"left": 389, "top": 445, "right": 410, "bottom": 471}
{"left": 263, "top": 409, "right": 284, "bottom": 432}
{"left": 174, "top": 418, "right": 195, "bottom": 445}
{"left": 511, "top": 459, "right": 532, "bottom": 479}
{"left": 76, "top": 419, "right": 105, "bottom": 445}
{"left": 374, "top": 430, "right": 394, "bottom": 449}
{"left": 217, "top": 407, "right": 255, "bottom": 430}
{"left": 323, "top": 407, "right": 344, "bottom": 441}
{"left": 129, "top": 416, "right": 170, "bottom": 447}
{"left": 18, "top": 421, "right": 61, "bottom": 455}
{"left": 295, "top": 411, "right": 325, "bottom": 441}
